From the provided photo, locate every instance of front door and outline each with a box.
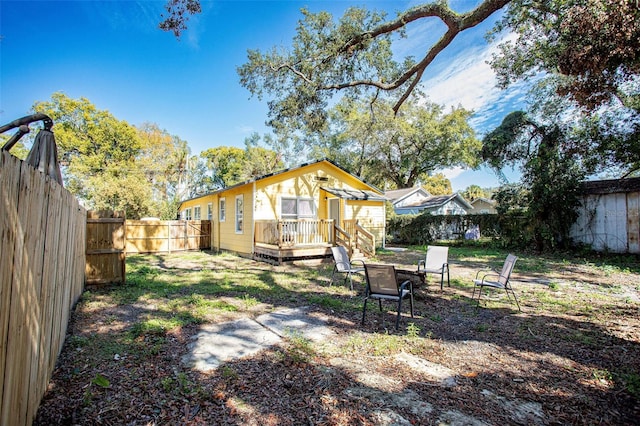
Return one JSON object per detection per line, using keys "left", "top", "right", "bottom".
{"left": 329, "top": 198, "right": 340, "bottom": 227}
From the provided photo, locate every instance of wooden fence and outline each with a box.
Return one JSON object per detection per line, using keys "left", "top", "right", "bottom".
{"left": 85, "top": 216, "right": 211, "bottom": 286}
{"left": 86, "top": 211, "right": 126, "bottom": 286}
{"left": 125, "top": 219, "right": 211, "bottom": 253}
{"left": 1, "top": 151, "right": 86, "bottom": 426}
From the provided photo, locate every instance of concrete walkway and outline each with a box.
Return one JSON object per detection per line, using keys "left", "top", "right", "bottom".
{"left": 181, "top": 307, "right": 546, "bottom": 425}
{"left": 182, "top": 307, "right": 335, "bottom": 371}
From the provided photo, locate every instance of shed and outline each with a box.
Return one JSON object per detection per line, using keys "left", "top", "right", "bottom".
{"left": 570, "top": 177, "right": 640, "bottom": 253}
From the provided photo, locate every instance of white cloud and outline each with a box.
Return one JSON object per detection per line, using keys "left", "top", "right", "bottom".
{"left": 422, "top": 44, "right": 497, "bottom": 110}
{"left": 419, "top": 32, "right": 528, "bottom": 134}
{"left": 439, "top": 166, "right": 465, "bottom": 180}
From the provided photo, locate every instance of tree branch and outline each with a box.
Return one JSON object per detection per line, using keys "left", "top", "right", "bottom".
{"left": 319, "top": 0, "right": 512, "bottom": 110}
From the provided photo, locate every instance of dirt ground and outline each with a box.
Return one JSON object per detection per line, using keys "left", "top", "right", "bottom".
{"left": 35, "top": 249, "right": 640, "bottom": 425}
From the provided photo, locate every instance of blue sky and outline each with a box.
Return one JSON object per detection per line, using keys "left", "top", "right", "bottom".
{"left": 1, "top": 0, "right": 525, "bottom": 191}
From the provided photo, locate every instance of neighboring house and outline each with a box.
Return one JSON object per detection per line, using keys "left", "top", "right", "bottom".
{"left": 385, "top": 186, "right": 472, "bottom": 215}
{"left": 178, "top": 159, "right": 387, "bottom": 263}
{"left": 469, "top": 197, "right": 497, "bottom": 214}
{"left": 570, "top": 177, "right": 640, "bottom": 253}
{"left": 384, "top": 186, "right": 431, "bottom": 213}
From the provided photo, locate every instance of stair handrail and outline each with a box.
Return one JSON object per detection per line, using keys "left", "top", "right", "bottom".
{"left": 334, "top": 224, "right": 353, "bottom": 257}
{"left": 355, "top": 222, "right": 375, "bottom": 257}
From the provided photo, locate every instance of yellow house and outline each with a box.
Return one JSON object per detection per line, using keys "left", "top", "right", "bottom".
{"left": 178, "top": 159, "right": 387, "bottom": 263}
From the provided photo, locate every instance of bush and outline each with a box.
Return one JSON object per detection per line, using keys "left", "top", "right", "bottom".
{"left": 387, "top": 214, "right": 501, "bottom": 245}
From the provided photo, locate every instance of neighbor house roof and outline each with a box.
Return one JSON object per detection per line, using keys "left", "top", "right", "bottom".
{"left": 471, "top": 197, "right": 496, "bottom": 206}
{"left": 403, "top": 194, "right": 473, "bottom": 210}
{"left": 384, "top": 186, "right": 430, "bottom": 205}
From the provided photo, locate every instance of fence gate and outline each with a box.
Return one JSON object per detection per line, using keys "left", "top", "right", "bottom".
{"left": 85, "top": 210, "right": 126, "bottom": 286}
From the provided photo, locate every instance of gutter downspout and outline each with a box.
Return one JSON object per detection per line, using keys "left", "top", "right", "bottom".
{"left": 251, "top": 181, "right": 256, "bottom": 256}
{"left": 382, "top": 199, "right": 386, "bottom": 248}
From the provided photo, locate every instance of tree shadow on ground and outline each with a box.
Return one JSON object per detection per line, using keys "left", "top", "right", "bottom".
{"left": 35, "top": 250, "right": 640, "bottom": 425}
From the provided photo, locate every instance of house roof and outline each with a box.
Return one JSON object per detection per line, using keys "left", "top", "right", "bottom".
{"left": 383, "top": 186, "right": 430, "bottom": 204}
{"left": 179, "top": 158, "right": 383, "bottom": 205}
{"left": 471, "top": 197, "right": 495, "bottom": 206}
{"left": 580, "top": 177, "right": 640, "bottom": 195}
{"left": 321, "top": 187, "right": 387, "bottom": 201}
{"left": 402, "top": 194, "right": 473, "bottom": 210}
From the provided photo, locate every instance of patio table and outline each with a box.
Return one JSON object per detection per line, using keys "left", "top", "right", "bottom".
{"left": 395, "top": 268, "right": 429, "bottom": 300}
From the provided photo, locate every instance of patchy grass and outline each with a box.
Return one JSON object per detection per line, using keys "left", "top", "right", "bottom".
{"left": 35, "top": 247, "right": 640, "bottom": 425}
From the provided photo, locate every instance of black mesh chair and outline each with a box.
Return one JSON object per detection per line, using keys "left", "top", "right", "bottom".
{"left": 362, "top": 264, "right": 414, "bottom": 330}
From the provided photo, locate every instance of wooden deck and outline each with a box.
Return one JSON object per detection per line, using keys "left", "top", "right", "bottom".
{"left": 254, "top": 242, "right": 333, "bottom": 264}
{"left": 252, "top": 219, "right": 375, "bottom": 264}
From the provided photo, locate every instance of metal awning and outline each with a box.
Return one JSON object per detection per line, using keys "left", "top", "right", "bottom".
{"left": 321, "top": 187, "right": 387, "bottom": 201}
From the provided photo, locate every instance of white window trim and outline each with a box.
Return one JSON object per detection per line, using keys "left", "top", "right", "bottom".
{"left": 219, "top": 198, "right": 226, "bottom": 222}
{"left": 184, "top": 208, "right": 192, "bottom": 220}
{"left": 194, "top": 206, "right": 201, "bottom": 220}
{"left": 281, "top": 196, "right": 316, "bottom": 220}
{"left": 207, "top": 203, "right": 213, "bottom": 220}
{"left": 235, "top": 195, "right": 243, "bottom": 234}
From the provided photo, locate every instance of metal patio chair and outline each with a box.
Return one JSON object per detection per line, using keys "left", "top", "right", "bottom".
{"left": 362, "top": 263, "right": 414, "bottom": 330}
{"left": 330, "top": 245, "right": 365, "bottom": 291}
{"left": 417, "top": 245, "right": 450, "bottom": 290}
{"left": 472, "top": 254, "right": 521, "bottom": 311}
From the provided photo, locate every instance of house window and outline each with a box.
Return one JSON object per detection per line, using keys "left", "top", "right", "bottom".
{"left": 207, "top": 203, "right": 213, "bottom": 220}
{"left": 281, "top": 197, "right": 316, "bottom": 219}
{"left": 235, "top": 195, "right": 243, "bottom": 233}
{"left": 194, "top": 206, "right": 201, "bottom": 220}
{"left": 219, "top": 198, "right": 226, "bottom": 222}
{"left": 184, "top": 208, "right": 192, "bottom": 220}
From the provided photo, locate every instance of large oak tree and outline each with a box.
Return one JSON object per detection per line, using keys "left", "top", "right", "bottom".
{"left": 312, "top": 96, "right": 480, "bottom": 189}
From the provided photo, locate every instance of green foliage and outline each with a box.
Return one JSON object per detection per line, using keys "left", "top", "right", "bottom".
{"left": 238, "top": 1, "right": 510, "bottom": 135}
{"left": 136, "top": 122, "right": 191, "bottom": 216}
{"left": 387, "top": 213, "right": 504, "bottom": 246}
{"left": 31, "top": 93, "right": 192, "bottom": 218}
{"left": 0, "top": 133, "right": 29, "bottom": 159}
{"left": 461, "top": 184, "right": 487, "bottom": 201}
{"left": 490, "top": 0, "right": 640, "bottom": 112}
{"left": 200, "top": 146, "right": 248, "bottom": 188}
{"left": 620, "top": 371, "right": 640, "bottom": 400}
{"left": 314, "top": 96, "right": 481, "bottom": 189}
{"left": 91, "top": 373, "right": 111, "bottom": 388}
{"left": 282, "top": 330, "right": 315, "bottom": 364}
{"left": 129, "top": 318, "right": 182, "bottom": 338}
{"left": 492, "top": 183, "right": 529, "bottom": 215}
{"left": 483, "top": 112, "right": 585, "bottom": 250}
{"left": 490, "top": 1, "right": 640, "bottom": 176}
{"left": 422, "top": 173, "right": 452, "bottom": 196}
{"left": 159, "top": 0, "right": 202, "bottom": 37}
{"left": 200, "top": 145, "right": 283, "bottom": 189}
{"left": 406, "top": 322, "right": 421, "bottom": 339}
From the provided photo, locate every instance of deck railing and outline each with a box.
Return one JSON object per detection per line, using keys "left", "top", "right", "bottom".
{"left": 254, "top": 218, "right": 375, "bottom": 257}
{"left": 255, "top": 219, "right": 335, "bottom": 247}
{"left": 343, "top": 219, "right": 356, "bottom": 236}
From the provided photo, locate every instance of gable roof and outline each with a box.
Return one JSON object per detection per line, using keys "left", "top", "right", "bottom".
{"left": 180, "top": 158, "right": 382, "bottom": 204}
{"left": 384, "top": 186, "right": 430, "bottom": 204}
{"left": 471, "top": 197, "right": 495, "bottom": 206}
